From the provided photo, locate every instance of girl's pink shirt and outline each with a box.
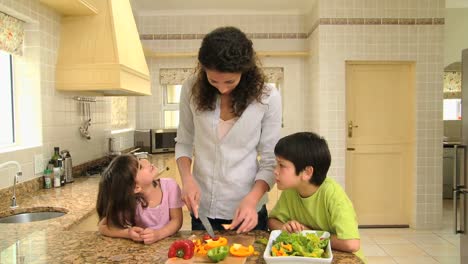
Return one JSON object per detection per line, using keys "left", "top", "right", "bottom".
{"left": 134, "top": 178, "right": 184, "bottom": 229}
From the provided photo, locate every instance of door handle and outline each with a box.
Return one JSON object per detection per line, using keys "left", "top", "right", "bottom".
{"left": 454, "top": 188, "right": 467, "bottom": 234}
{"left": 348, "top": 121, "right": 359, "bottom": 138}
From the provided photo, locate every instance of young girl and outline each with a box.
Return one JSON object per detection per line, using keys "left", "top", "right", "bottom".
{"left": 96, "top": 154, "right": 183, "bottom": 244}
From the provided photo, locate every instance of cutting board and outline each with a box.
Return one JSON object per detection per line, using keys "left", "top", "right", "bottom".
{"left": 165, "top": 234, "right": 255, "bottom": 264}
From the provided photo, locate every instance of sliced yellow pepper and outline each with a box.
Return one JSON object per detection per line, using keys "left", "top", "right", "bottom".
{"left": 193, "top": 239, "right": 208, "bottom": 256}
{"left": 281, "top": 242, "right": 292, "bottom": 252}
{"left": 229, "top": 243, "right": 254, "bottom": 257}
{"left": 204, "top": 236, "right": 228, "bottom": 250}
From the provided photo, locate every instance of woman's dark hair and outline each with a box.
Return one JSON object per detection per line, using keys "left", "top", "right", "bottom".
{"left": 96, "top": 154, "right": 140, "bottom": 228}
{"left": 274, "top": 132, "right": 331, "bottom": 185}
{"left": 193, "top": 26, "right": 266, "bottom": 116}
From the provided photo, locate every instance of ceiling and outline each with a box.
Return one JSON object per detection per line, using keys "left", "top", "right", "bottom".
{"left": 130, "top": 0, "right": 316, "bottom": 15}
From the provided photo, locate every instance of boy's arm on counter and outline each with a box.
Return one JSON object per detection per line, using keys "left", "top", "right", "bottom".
{"left": 267, "top": 217, "right": 284, "bottom": 230}
{"left": 330, "top": 235, "right": 360, "bottom": 253}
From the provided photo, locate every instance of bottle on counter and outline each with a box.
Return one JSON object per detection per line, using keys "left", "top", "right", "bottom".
{"left": 43, "top": 169, "right": 52, "bottom": 189}
{"left": 47, "top": 160, "right": 54, "bottom": 171}
{"left": 58, "top": 159, "right": 66, "bottom": 186}
{"left": 51, "top": 147, "right": 60, "bottom": 167}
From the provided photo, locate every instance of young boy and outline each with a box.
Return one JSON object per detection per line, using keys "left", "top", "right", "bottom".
{"left": 268, "top": 132, "right": 365, "bottom": 262}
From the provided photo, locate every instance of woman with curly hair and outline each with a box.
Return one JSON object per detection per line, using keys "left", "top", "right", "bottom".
{"left": 176, "top": 26, "right": 282, "bottom": 233}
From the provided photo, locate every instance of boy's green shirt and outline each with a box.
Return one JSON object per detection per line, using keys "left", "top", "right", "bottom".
{"left": 269, "top": 177, "right": 365, "bottom": 262}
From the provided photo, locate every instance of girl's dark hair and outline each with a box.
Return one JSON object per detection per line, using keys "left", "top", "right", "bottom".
{"left": 274, "top": 132, "right": 331, "bottom": 186}
{"left": 96, "top": 154, "right": 140, "bottom": 228}
{"left": 193, "top": 26, "right": 266, "bottom": 116}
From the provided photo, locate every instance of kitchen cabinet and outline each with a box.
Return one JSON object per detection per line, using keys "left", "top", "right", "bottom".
{"left": 39, "top": 0, "right": 98, "bottom": 16}
{"left": 54, "top": 0, "right": 151, "bottom": 96}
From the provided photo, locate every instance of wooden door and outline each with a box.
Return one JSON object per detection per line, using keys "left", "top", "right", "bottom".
{"left": 345, "top": 61, "right": 415, "bottom": 227}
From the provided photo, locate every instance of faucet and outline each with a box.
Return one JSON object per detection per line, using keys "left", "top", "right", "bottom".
{"left": 0, "top": 161, "right": 22, "bottom": 209}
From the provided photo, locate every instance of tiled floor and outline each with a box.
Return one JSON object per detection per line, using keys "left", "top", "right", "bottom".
{"left": 361, "top": 200, "right": 460, "bottom": 264}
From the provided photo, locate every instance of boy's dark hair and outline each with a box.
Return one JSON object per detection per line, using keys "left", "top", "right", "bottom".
{"left": 274, "top": 132, "right": 331, "bottom": 185}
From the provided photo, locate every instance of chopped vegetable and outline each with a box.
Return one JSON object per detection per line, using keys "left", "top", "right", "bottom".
{"left": 270, "top": 231, "right": 329, "bottom": 258}
{"left": 221, "top": 224, "right": 231, "bottom": 230}
{"left": 193, "top": 239, "right": 208, "bottom": 256}
{"left": 255, "top": 237, "right": 268, "bottom": 245}
{"left": 204, "top": 237, "right": 228, "bottom": 250}
{"left": 229, "top": 243, "right": 254, "bottom": 257}
{"left": 207, "top": 246, "right": 229, "bottom": 262}
{"left": 167, "top": 239, "right": 195, "bottom": 259}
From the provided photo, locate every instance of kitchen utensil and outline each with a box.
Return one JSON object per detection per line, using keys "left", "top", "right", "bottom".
{"left": 60, "top": 150, "right": 74, "bottom": 183}
{"left": 198, "top": 208, "right": 215, "bottom": 238}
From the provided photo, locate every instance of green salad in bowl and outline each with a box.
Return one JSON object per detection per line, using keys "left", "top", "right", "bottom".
{"left": 271, "top": 231, "right": 330, "bottom": 257}
{"left": 264, "top": 230, "right": 333, "bottom": 264}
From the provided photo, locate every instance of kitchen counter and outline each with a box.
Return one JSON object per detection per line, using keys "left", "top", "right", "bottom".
{"left": 0, "top": 174, "right": 362, "bottom": 264}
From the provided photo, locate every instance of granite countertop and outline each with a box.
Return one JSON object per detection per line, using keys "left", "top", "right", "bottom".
{"left": 0, "top": 174, "right": 363, "bottom": 264}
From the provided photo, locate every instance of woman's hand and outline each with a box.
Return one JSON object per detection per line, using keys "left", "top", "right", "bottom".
{"left": 229, "top": 195, "right": 258, "bottom": 233}
{"left": 127, "top": 226, "right": 143, "bottom": 242}
{"left": 140, "top": 228, "right": 162, "bottom": 244}
{"left": 281, "top": 220, "right": 306, "bottom": 233}
{"left": 181, "top": 176, "right": 201, "bottom": 218}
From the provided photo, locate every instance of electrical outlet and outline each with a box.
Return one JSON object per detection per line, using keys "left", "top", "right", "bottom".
{"left": 34, "top": 154, "right": 44, "bottom": 174}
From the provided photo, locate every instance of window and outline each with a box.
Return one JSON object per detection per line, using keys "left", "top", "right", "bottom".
{"left": 443, "top": 99, "right": 462, "bottom": 120}
{"left": 163, "top": 84, "right": 181, "bottom": 128}
{"left": 111, "top": 97, "right": 128, "bottom": 129}
{"left": 0, "top": 50, "right": 15, "bottom": 146}
{"left": 267, "top": 82, "right": 284, "bottom": 127}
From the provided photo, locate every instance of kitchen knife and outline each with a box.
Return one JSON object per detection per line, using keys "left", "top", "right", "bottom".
{"left": 198, "top": 209, "right": 215, "bottom": 238}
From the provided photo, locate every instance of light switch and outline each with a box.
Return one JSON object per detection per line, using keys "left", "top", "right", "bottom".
{"left": 34, "top": 154, "right": 44, "bottom": 174}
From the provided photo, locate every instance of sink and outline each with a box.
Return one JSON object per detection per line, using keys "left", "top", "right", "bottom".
{"left": 0, "top": 207, "right": 67, "bottom": 224}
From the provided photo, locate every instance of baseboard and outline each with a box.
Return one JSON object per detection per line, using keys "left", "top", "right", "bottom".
{"left": 359, "top": 225, "right": 410, "bottom": 228}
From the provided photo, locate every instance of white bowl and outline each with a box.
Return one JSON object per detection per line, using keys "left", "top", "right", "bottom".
{"left": 263, "top": 230, "right": 333, "bottom": 264}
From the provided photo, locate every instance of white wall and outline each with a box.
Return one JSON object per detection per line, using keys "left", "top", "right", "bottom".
{"left": 444, "top": 8, "right": 468, "bottom": 67}
{"left": 313, "top": 0, "right": 444, "bottom": 229}
{"left": 0, "top": 0, "right": 447, "bottom": 229}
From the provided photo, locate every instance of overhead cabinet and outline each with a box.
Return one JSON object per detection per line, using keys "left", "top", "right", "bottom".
{"left": 39, "top": 0, "right": 98, "bottom": 16}
{"left": 50, "top": 0, "right": 151, "bottom": 96}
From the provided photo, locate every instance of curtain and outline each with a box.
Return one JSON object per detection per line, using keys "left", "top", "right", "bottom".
{"left": 0, "top": 12, "right": 24, "bottom": 56}
{"left": 264, "top": 67, "right": 284, "bottom": 83}
{"left": 159, "top": 67, "right": 284, "bottom": 85}
{"left": 160, "top": 68, "right": 195, "bottom": 85}
{"left": 443, "top": 71, "right": 461, "bottom": 99}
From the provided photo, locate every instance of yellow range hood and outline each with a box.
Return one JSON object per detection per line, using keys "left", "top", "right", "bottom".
{"left": 55, "top": 0, "right": 151, "bottom": 96}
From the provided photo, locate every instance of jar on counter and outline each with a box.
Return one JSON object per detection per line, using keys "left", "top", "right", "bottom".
{"left": 43, "top": 169, "right": 52, "bottom": 189}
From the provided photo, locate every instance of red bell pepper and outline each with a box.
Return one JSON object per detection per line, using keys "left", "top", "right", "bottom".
{"left": 167, "top": 239, "right": 195, "bottom": 260}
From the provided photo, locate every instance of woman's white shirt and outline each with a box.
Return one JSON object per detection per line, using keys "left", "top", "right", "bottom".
{"left": 175, "top": 76, "right": 282, "bottom": 219}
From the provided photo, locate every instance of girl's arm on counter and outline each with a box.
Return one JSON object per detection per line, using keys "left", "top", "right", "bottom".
{"left": 140, "top": 207, "right": 183, "bottom": 244}
{"left": 98, "top": 217, "right": 143, "bottom": 242}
